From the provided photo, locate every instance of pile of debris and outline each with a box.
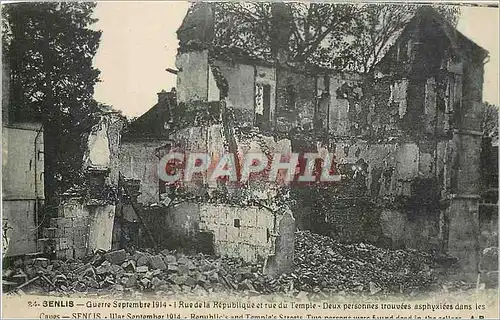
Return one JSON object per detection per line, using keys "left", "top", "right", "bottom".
{"left": 288, "top": 231, "right": 445, "bottom": 294}
{"left": 3, "top": 231, "right": 457, "bottom": 296}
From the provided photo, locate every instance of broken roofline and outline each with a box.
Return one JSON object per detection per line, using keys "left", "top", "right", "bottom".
{"left": 375, "top": 6, "right": 489, "bottom": 72}
{"left": 158, "top": 151, "right": 346, "bottom": 185}
{"left": 207, "top": 46, "right": 367, "bottom": 78}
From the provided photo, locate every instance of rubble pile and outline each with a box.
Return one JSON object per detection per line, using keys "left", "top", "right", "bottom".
{"left": 288, "top": 231, "right": 440, "bottom": 294}
{"left": 3, "top": 231, "right": 454, "bottom": 296}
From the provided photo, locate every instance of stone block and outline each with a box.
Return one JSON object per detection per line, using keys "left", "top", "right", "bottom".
{"left": 137, "top": 255, "right": 151, "bottom": 267}
{"left": 64, "top": 227, "right": 74, "bottom": 238}
{"left": 73, "top": 218, "right": 88, "bottom": 228}
{"left": 163, "top": 255, "right": 177, "bottom": 264}
{"left": 136, "top": 265, "right": 149, "bottom": 273}
{"left": 217, "top": 225, "right": 227, "bottom": 242}
{"left": 167, "top": 263, "right": 179, "bottom": 272}
{"left": 226, "top": 226, "right": 240, "bottom": 242}
{"left": 265, "top": 209, "right": 295, "bottom": 275}
{"left": 43, "top": 227, "right": 56, "bottom": 239}
{"left": 59, "top": 238, "right": 70, "bottom": 250}
{"left": 104, "top": 249, "right": 128, "bottom": 265}
{"left": 150, "top": 255, "right": 167, "bottom": 270}
{"left": 74, "top": 248, "right": 87, "bottom": 260}
{"left": 56, "top": 249, "right": 68, "bottom": 260}
{"left": 122, "top": 260, "right": 136, "bottom": 272}
{"left": 124, "top": 274, "right": 137, "bottom": 288}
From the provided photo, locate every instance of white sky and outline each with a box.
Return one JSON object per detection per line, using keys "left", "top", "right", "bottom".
{"left": 92, "top": 2, "right": 499, "bottom": 118}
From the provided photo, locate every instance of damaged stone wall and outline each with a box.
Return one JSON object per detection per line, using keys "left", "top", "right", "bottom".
{"left": 164, "top": 7, "right": 491, "bottom": 279}
{"left": 171, "top": 51, "right": 449, "bottom": 253}
{"left": 41, "top": 196, "right": 115, "bottom": 259}
{"left": 176, "top": 51, "right": 211, "bottom": 103}
{"left": 160, "top": 202, "right": 278, "bottom": 263}
{"left": 41, "top": 111, "right": 125, "bottom": 260}
{"left": 135, "top": 98, "right": 297, "bottom": 272}
{"left": 275, "top": 68, "right": 316, "bottom": 132}
{"left": 320, "top": 72, "right": 365, "bottom": 136}
{"left": 119, "top": 140, "right": 171, "bottom": 204}
{"left": 213, "top": 60, "right": 255, "bottom": 112}
{"left": 331, "top": 141, "right": 441, "bottom": 250}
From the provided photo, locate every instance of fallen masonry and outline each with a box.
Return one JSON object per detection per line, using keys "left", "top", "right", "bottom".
{"left": 2, "top": 231, "right": 474, "bottom": 297}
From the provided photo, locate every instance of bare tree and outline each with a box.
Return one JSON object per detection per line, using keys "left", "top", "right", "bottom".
{"left": 482, "top": 102, "right": 499, "bottom": 140}
{"left": 210, "top": 3, "right": 460, "bottom": 72}
{"left": 348, "top": 4, "right": 461, "bottom": 72}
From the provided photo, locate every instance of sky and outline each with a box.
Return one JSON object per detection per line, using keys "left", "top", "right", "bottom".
{"left": 92, "top": 2, "right": 499, "bottom": 118}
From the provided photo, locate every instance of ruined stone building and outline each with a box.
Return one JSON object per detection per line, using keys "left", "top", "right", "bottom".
{"left": 2, "top": 53, "right": 126, "bottom": 261}
{"left": 111, "top": 5, "right": 494, "bottom": 278}
{"left": 37, "top": 105, "right": 125, "bottom": 260}
{"left": 4, "top": 4, "right": 496, "bottom": 282}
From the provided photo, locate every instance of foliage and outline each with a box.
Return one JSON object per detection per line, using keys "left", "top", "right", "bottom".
{"left": 2, "top": 3, "right": 102, "bottom": 202}
{"left": 210, "top": 3, "right": 460, "bottom": 72}
{"left": 481, "top": 102, "right": 499, "bottom": 140}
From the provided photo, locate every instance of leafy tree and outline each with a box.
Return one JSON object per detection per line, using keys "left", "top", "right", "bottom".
{"left": 2, "top": 3, "right": 102, "bottom": 203}
{"left": 210, "top": 3, "right": 460, "bottom": 71}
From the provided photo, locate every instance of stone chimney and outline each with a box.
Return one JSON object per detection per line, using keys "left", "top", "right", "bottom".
{"left": 157, "top": 90, "right": 169, "bottom": 104}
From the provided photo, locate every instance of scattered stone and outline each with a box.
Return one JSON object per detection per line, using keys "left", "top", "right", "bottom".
{"left": 208, "top": 271, "right": 219, "bottom": 283}
{"left": 110, "top": 264, "right": 125, "bottom": 278}
{"left": 187, "top": 261, "right": 196, "bottom": 270}
{"left": 124, "top": 275, "right": 137, "bottom": 288}
{"left": 177, "top": 264, "right": 189, "bottom": 275}
{"left": 478, "top": 270, "right": 499, "bottom": 289}
{"left": 136, "top": 266, "right": 149, "bottom": 273}
{"left": 178, "top": 257, "right": 189, "bottom": 265}
{"left": 167, "top": 264, "right": 178, "bottom": 272}
{"left": 104, "top": 250, "right": 128, "bottom": 265}
{"left": 163, "top": 255, "right": 177, "bottom": 264}
{"left": 192, "top": 285, "right": 206, "bottom": 295}
{"left": 2, "top": 231, "right": 458, "bottom": 296}
{"left": 150, "top": 255, "right": 167, "bottom": 270}
{"left": 122, "top": 260, "right": 136, "bottom": 272}
{"left": 151, "top": 277, "right": 163, "bottom": 288}
{"left": 34, "top": 258, "right": 49, "bottom": 268}
{"left": 185, "top": 276, "right": 197, "bottom": 287}
{"left": 81, "top": 267, "right": 95, "bottom": 278}
{"left": 137, "top": 256, "right": 150, "bottom": 268}
{"left": 96, "top": 261, "right": 111, "bottom": 275}
{"left": 140, "top": 278, "right": 151, "bottom": 288}
{"left": 369, "top": 282, "right": 381, "bottom": 295}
